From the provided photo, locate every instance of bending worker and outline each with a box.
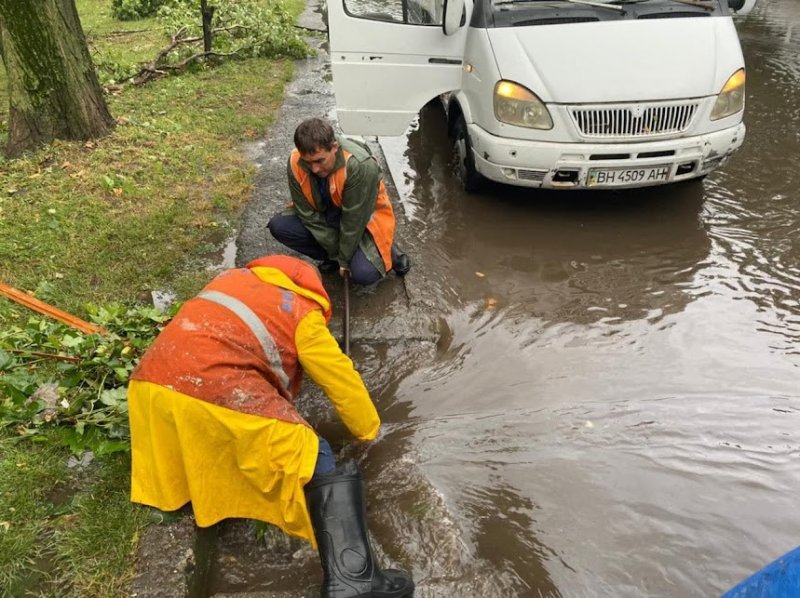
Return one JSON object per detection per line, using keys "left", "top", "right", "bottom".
{"left": 128, "top": 254, "right": 414, "bottom": 598}
{"left": 268, "top": 117, "right": 411, "bottom": 286}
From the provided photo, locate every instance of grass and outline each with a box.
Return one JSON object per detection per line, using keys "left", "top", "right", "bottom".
{"left": 0, "top": 436, "right": 65, "bottom": 595}
{"left": 0, "top": 56, "right": 292, "bottom": 311}
{"left": 78, "top": 2, "right": 165, "bottom": 87}
{"left": 0, "top": 433, "right": 150, "bottom": 596}
{"left": 0, "top": 1, "right": 296, "bottom": 313}
{"left": 0, "top": 0, "right": 308, "bottom": 594}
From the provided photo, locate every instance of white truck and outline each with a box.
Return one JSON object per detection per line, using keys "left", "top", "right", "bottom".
{"left": 327, "top": 0, "right": 756, "bottom": 191}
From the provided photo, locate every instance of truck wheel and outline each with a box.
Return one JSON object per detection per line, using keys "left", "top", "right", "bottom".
{"left": 452, "top": 115, "right": 484, "bottom": 193}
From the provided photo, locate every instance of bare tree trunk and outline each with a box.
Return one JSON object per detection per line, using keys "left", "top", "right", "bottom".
{"left": 0, "top": 0, "right": 114, "bottom": 157}
{"left": 200, "top": 0, "right": 215, "bottom": 53}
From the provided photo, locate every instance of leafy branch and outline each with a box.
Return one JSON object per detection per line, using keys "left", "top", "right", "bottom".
{"left": 131, "top": 25, "right": 247, "bottom": 84}
{"left": 103, "top": 0, "right": 310, "bottom": 87}
{"left": 0, "top": 302, "right": 177, "bottom": 454}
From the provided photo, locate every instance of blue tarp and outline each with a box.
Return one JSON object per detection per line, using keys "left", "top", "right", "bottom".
{"left": 722, "top": 545, "right": 800, "bottom": 598}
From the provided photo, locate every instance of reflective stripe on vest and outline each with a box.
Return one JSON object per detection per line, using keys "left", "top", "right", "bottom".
{"left": 197, "top": 290, "right": 291, "bottom": 394}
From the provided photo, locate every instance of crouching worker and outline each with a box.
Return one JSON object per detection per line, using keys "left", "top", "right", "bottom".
{"left": 267, "top": 117, "right": 411, "bottom": 286}
{"left": 128, "top": 255, "right": 414, "bottom": 598}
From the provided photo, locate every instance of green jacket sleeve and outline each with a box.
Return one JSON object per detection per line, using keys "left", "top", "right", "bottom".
{"left": 287, "top": 157, "right": 340, "bottom": 260}
{"left": 338, "top": 155, "right": 380, "bottom": 265}
{"left": 295, "top": 310, "right": 380, "bottom": 441}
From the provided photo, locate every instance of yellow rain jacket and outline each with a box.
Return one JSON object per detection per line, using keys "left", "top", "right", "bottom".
{"left": 128, "top": 255, "right": 380, "bottom": 546}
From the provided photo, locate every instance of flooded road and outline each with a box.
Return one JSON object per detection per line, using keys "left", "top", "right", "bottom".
{"left": 374, "top": 2, "right": 800, "bottom": 596}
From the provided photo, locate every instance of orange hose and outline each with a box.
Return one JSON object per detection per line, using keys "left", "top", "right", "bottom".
{"left": 0, "top": 282, "right": 107, "bottom": 336}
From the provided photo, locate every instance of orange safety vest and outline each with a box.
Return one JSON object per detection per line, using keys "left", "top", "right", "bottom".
{"left": 290, "top": 148, "right": 395, "bottom": 272}
{"left": 131, "top": 255, "right": 331, "bottom": 424}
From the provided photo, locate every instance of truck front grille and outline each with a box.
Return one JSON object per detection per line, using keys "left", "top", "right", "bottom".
{"left": 569, "top": 101, "right": 700, "bottom": 139}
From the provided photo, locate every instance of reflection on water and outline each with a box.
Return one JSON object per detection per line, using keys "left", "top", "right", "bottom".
{"left": 707, "top": 0, "right": 800, "bottom": 358}
{"left": 392, "top": 100, "right": 714, "bottom": 336}
{"left": 378, "top": 1, "right": 800, "bottom": 595}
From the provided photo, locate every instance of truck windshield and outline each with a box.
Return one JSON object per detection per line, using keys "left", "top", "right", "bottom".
{"left": 493, "top": 0, "right": 624, "bottom": 10}
{"left": 610, "top": 0, "right": 715, "bottom": 9}
{"left": 493, "top": 0, "right": 718, "bottom": 7}
{"left": 487, "top": 0, "right": 721, "bottom": 26}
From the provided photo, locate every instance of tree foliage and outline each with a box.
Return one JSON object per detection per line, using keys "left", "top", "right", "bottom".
{"left": 97, "top": 0, "right": 310, "bottom": 86}
{"left": 0, "top": 303, "right": 177, "bottom": 455}
{"left": 157, "top": 0, "right": 308, "bottom": 60}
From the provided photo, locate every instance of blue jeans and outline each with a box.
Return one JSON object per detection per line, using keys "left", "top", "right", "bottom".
{"left": 268, "top": 214, "right": 383, "bottom": 286}
{"left": 312, "top": 436, "right": 336, "bottom": 479}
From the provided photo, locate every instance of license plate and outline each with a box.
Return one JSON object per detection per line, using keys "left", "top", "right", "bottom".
{"left": 588, "top": 165, "right": 671, "bottom": 187}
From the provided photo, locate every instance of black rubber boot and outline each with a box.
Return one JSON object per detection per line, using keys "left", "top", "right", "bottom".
{"left": 391, "top": 245, "right": 411, "bottom": 277}
{"left": 318, "top": 259, "right": 339, "bottom": 274}
{"left": 306, "top": 461, "right": 415, "bottom": 598}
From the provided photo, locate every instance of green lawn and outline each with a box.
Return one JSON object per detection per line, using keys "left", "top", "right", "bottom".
{"left": 0, "top": 0, "right": 299, "bottom": 310}
{"left": 0, "top": 436, "right": 149, "bottom": 596}
{"left": 0, "top": 0, "right": 309, "bottom": 593}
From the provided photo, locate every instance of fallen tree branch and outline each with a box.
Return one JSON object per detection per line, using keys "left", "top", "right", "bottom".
{"left": 103, "top": 28, "right": 155, "bottom": 38}
{"left": 156, "top": 26, "right": 190, "bottom": 63}
{"left": 4, "top": 348, "right": 81, "bottom": 364}
{"left": 294, "top": 24, "right": 327, "bottom": 33}
{"left": 159, "top": 48, "right": 245, "bottom": 71}
{"left": 212, "top": 24, "right": 251, "bottom": 35}
{"left": 133, "top": 48, "right": 245, "bottom": 84}
{"left": 122, "top": 24, "right": 255, "bottom": 85}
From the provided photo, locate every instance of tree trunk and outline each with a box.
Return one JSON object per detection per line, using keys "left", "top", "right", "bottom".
{"left": 200, "top": 0, "right": 215, "bottom": 54}
{"left": 0, "top": 0, "right": 114, "bottom": 157}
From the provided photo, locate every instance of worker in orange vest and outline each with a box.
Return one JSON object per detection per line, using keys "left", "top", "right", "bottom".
{"left": 128, "top": 255, "right": 414, "bottom": 598}
{"left": 268, "top": 117, "right": 411, "bottom": 286}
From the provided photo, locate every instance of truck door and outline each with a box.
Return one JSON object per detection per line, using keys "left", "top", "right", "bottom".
{"left": 327, "top": 0, "right": 470, "bottom": 135}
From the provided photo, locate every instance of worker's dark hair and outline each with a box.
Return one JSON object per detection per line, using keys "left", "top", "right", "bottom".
{"left": 294, "top": 117, "right": 337, "bottom": 154}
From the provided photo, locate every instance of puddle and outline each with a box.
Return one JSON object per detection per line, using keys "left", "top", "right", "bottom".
{"left": 244, "top": 140, "right": 269, "bottom": 168}
{"left": 218, "top": 237, "right": 237, "bottom": 269}
{"left": 204, "top": 235, "right": 238, "bottom": 272}
{"left": 66, "top": 451, "right": 94, "bottom": 470}
{"left": 151, "top": 289, "right": 178, "bottom": 312}
{"left": 45, "top": 481, "right": 79, "bottom": 507}
{"left": 150, "top": 235, "right": 236, "bottom": 311}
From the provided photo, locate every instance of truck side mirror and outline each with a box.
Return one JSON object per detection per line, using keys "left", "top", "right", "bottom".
{"left": 443, "top": 0, "right": 465, "bottom": 35}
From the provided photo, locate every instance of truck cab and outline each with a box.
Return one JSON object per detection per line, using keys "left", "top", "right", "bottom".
{"left": 327, "top": 0, "right": 756, "bottom": 191}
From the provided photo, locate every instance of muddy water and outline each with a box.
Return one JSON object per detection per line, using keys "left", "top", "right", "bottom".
{"left": 375, "top": 3, "right": 800, "bottom": 596}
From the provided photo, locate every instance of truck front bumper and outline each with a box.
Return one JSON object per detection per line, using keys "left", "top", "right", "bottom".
{"left": 468, "top": 123, "right": 745, "bottom": 190}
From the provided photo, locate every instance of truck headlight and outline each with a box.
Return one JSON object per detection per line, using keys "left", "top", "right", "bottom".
{"left": 710, "top": 69, "right": 746, "bottom": 121}
{"left": 494, "top": 81, "right": 553, "bottom": 130}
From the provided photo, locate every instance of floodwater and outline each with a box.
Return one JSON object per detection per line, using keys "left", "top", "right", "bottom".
{"left": 208, "top": 2, "right": 799, "bottom": 596}
{"left": 373, "top": 2, "right": 800, "bottom": 596}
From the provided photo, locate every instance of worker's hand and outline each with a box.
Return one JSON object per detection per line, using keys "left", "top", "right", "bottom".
{"left": 352, "top": 426, "right": 383, "bottom": 448}
{"left": 352, "top": 437, "right": 377, "bottom": 447}
{"left": 339, "top": 266, "right": 350, "bottom": 279}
